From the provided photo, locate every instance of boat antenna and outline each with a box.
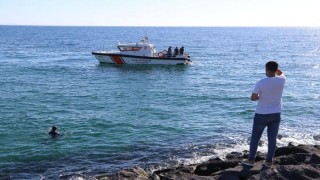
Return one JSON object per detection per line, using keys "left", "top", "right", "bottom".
{"left": 142, "top": 33, "right": 149, "bottom": 44}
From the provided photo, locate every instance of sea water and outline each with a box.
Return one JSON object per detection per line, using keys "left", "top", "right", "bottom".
{"left": 0, "top": 26, "right": 319, "bottom": 179}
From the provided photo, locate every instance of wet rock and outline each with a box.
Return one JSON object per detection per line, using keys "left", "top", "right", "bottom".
{"left": 258, "top": 140, "right": 264, "bottom": 147}
{"left": 226, "top": 151, "right": 243, "bottom": 160}
{"left": 213, "top": 160, "right": 269, "bottom": 179}
{"left": 251, "top": 165, "right": 320, "bottom": 180}
{"left": 109, "top": 166, "right": 149, "bottom": 180}
{"left": 275, "top": 144, "right": 310, "bottom": 157}
{"left": 295, "top": 153, "right": 312, "bottom": 163}
{"left": 153, "top": 165, "right": 213, "bottom": 180}
{"left": 314, "top": 135, "right": 320, "bottom": 141}
{"left": 157, "top": 170, "right": 214, "bottom": 180}
{"left": 310, "top": 153, "right": 320, "bottom": 164}
{"left": 274, "top": 155, "right": 300, "bottom": 165}
{"left": 194, "top": 158, "right": 239, "bottom": 176}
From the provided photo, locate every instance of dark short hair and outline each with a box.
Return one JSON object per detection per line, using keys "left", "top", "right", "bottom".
{"left": 265, "top": 61, "right": 278, "bottom": 72}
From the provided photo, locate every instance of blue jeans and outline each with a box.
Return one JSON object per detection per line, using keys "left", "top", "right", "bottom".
{"left": 249, "top": 113, "right": 281, "bottom": 162}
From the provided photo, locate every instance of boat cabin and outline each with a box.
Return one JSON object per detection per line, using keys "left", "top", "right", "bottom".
{"left": 117, "top": 36, "right": 156, "bottom": 57}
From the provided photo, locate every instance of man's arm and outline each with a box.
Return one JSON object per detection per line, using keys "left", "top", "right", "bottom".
{"left": 251, "top": 93, "right": 259, "bottom": 101}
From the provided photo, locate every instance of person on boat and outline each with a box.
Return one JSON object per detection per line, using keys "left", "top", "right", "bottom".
{"left": 167, "top": 46, "right": 172, "bottom": 57}
{"left": 179, "top": 46, "right": 184, "bottom": 55}
{"left": 174, "top": 47, "right": 179, "bottom": 56}
{"left": 48, "top": 126, "right": 60, "bottom": 138}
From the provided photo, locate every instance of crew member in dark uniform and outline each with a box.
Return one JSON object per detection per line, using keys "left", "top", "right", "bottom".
{"left": 174, "top": 47, "right": 179, "bottom": 56}
{"left": 167, "top": 46, "right": 172, "bottom": 57}
{"left": 179, "top": 46, "right": 184, "bottom": 55}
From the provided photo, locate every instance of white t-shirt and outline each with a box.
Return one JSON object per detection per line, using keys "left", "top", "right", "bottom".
{"left": 252, "top": 76, "right": 286, "bottom": 114}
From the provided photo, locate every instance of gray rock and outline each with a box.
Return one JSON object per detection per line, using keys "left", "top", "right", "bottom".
{"left": 310, "top": 153, "right": 320, "bottom": 164}
{"left": 251, "top": 165, "right": 320, "bottom": 180}
{"left": 153, "top": 165, "right": 214, "bottom": 180}
{"left": 226, "top": 152, "right": 243, "bottom": 160}
{"left": 314, "top": 135, "right": 320, "bottom": 141}
{"left": 109, "top": 166, "right": 149, "bottom": 180}
{"left": 194, "top": 158, "right": 239, "bottom": 176}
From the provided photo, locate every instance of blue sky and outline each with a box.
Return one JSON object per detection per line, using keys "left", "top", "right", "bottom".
{"left": 1, "top": 0, "right": 320, "bottom": 26}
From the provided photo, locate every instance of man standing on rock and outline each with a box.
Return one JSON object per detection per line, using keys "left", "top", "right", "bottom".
{"left": 242, "top": 61, "right": 286, "bottom": 167}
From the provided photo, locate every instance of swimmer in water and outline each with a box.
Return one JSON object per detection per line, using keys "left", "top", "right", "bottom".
{"left": 48, "top": 126, "right": 59, "bottom": 138}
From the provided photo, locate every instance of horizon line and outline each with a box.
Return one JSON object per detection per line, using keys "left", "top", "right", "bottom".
{"left": 1, "top": 24, "right": 320, "bottom": 28}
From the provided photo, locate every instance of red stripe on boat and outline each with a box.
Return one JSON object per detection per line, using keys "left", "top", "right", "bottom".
{"left": 111, "top": 55, "right": 125, "bottom": 64}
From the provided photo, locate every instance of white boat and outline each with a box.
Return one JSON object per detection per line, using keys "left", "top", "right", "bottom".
{"left": 92, "top": 35, "right": 191, "bottom": 65}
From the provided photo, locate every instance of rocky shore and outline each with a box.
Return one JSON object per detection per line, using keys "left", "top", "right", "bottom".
{"left": 97, "top": 144, "right": 320, "bottom": 179}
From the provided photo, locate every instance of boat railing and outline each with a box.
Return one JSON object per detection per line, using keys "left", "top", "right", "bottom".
{"left": 100, "top": 50, "right": 120, "bottom": 54}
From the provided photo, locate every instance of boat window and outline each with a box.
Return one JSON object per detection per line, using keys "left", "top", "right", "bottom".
{"left": 118, "top": 46, "right": 142, "bottom": 51}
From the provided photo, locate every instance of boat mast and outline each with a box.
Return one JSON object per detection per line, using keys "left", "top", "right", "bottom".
{"left": 142, "top": 34, "right": 149, "bottom": 44}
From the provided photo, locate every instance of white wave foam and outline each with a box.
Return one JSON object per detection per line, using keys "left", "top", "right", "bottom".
{"left": 170, "top": 130, "right": 320, "bottom": 167}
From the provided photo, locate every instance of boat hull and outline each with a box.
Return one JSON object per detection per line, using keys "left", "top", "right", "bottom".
{"left": 92, "top": 52, "right": 191, "bottom": 65}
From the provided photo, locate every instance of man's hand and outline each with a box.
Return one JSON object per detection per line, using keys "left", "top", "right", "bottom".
{"left": 275, "top": 68, "right": 284, "bottom": 76}
{"left": 251, "top": 93, "right": 259, "bottom": 101}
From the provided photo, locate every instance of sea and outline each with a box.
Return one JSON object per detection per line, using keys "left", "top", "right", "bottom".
{"left": 0, "top": 26, "right": 319, "bottom": 179}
